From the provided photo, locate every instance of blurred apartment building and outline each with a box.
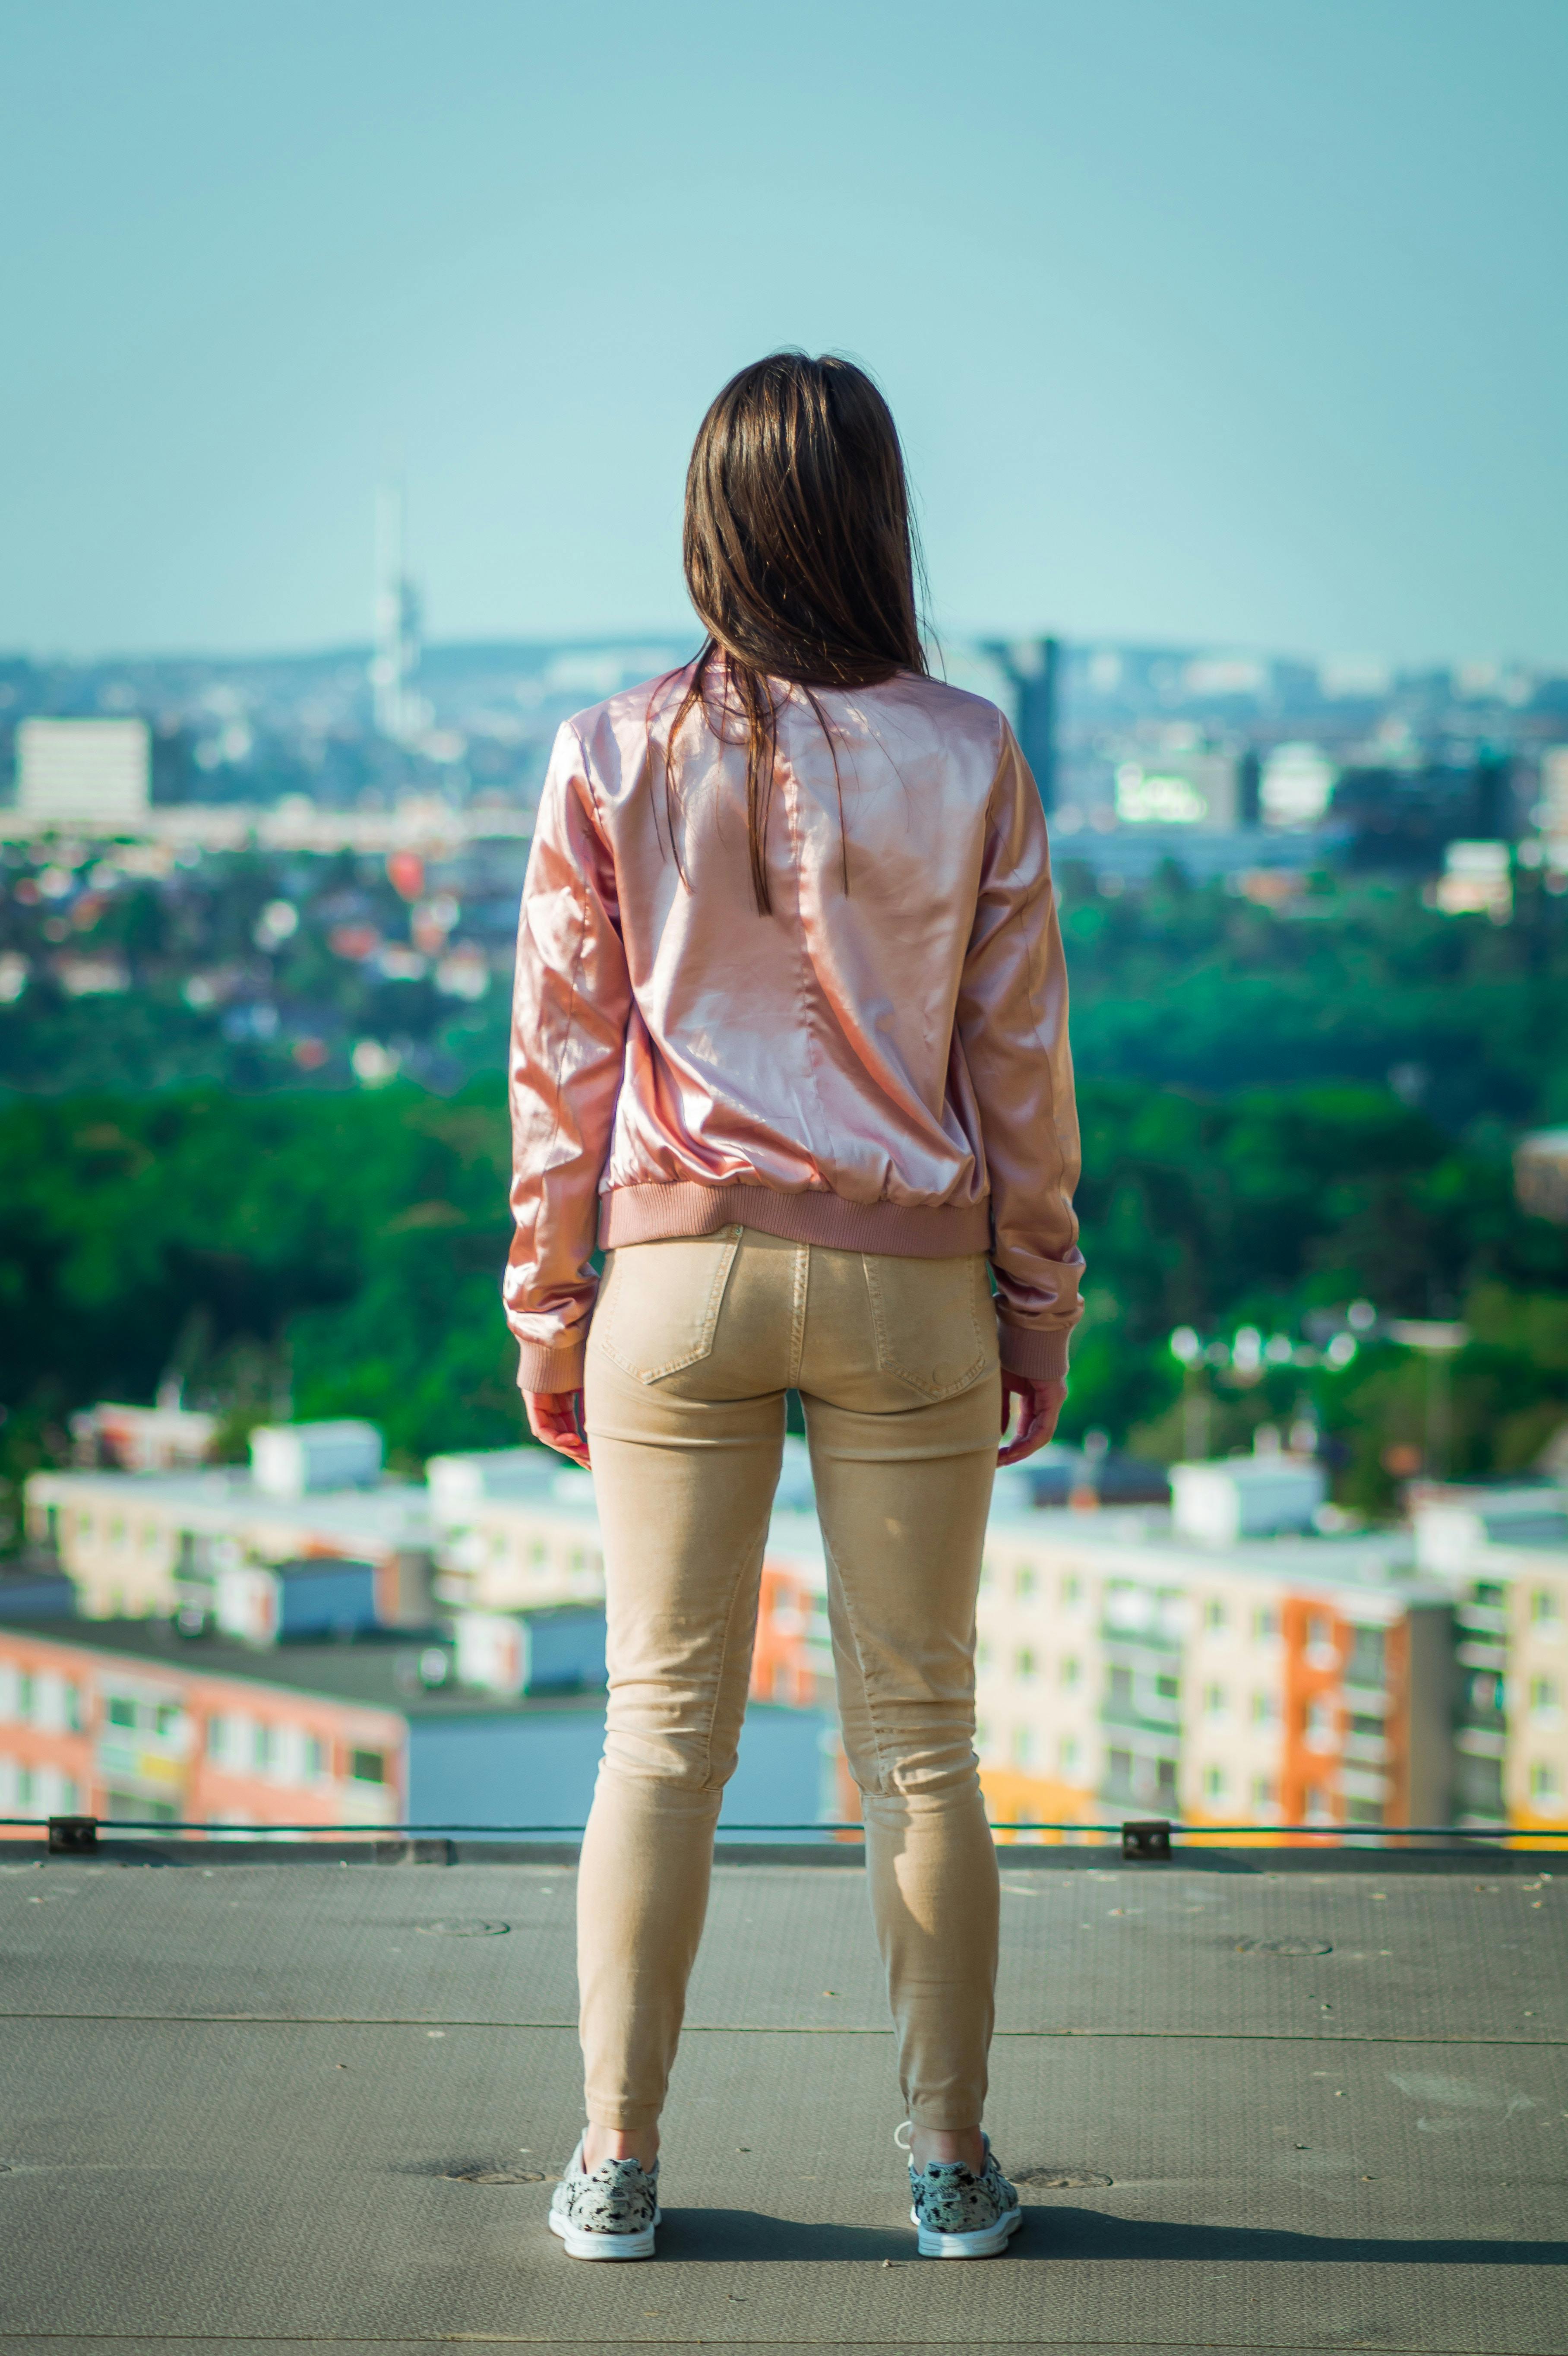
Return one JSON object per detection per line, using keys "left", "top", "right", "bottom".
{"left": 27, "top": 1419, "right": 436, "bottom": 1630}
{"left": 6, "top": 1417, "right": 1566, "bottom": 1841}
{"left": 2, "top": 1420, "right": 814, "bottom": 1836}
{"left": 0, "top": 1621, "right": 407, "bottom": 1832}
{"left": 973, "top": 1459, "right": 1453, "bottom": 1838}
{"left": 1410, "top": 1481, "right": 1568, "bottom": 1835}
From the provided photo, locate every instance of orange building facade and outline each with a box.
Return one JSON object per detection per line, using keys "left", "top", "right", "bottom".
{"left": 0, "top": 1624, "right": 405, "bottom": 1835}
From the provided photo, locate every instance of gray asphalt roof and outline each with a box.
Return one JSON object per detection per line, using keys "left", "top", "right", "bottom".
{"left": 0, "top": 1841, "right": 1563, "bottom": 2351}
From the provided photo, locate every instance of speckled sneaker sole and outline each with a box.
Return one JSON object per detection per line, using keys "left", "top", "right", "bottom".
{"left": 548, "top": 2138, "right": 661, "bottom": 2260}
{"left": 909, "top": 2197, "right": 1023, "bottom": 2258}
{"left": 901, "top": 2126, "right": 1024, "bottom": 2259}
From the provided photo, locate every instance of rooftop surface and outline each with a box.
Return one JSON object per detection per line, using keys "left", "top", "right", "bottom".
{"left": 981, "top": 1502, "right": 1432, "bottom": 1594}
{"left": 28, "top": 1461, "right": 439, "bottom": 1547}
{"left": 1, "top": 1839, "right": 1565, "bottom": 2353}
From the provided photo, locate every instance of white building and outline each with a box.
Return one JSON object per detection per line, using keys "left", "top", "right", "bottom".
{"left": 16, "top": 719, "right": 151, "bottom": 825}
{"left": 25, "top": 1421, "right": 434, "bottom": 1626}
{"left": 1409, "top": 1480, "right": 1568, "bottom": 1831}
{"left": 425, "top": 1448, "right": 605, "bottom": 1612}
{"left": 71, "top": 1393, "right": 218, "bottom": 1474}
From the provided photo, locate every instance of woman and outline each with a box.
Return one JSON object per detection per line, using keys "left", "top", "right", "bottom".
{"left": 505, "top": 352, "right": 1082, "bottom": 2261}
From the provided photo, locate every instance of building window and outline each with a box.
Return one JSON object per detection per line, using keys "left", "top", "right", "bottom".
{"left": 1251, "top": 1773, "right": 1275, "bottom": 1809}
{"left": 1015, "top": 1566, "right": 1036, "bottom": 1601}
{"left": 1528, "top": 1761, "right": 1562, "bottom": 1801}
{"left": 253, "top": 1724, "right": 278, "bottom": 1771}
{"left": 1251, "top": 1691, "right": 1278, "bottom": 1726}
{"left": 1345, "top": 1626, "right": 1385, "bottom": 1688}
{"left": 569, "top": 1548, "right": 587, "bottom": 1574}
{"left": 1307, "top": 1612, "right": 1331, "bottom": 1650}
{"left": 1061, "top": 1574, "right": 1082, "bottom": 1608}
{"left": 1107, "top": 1747, "right": 1133, "bottom": 1790}
{"left": 350, "top": 1748, "right": 386, "bottom": 1785}
{"left": 141, "top": 1523, "right": 159, "bottom": 1550}
{"left": 1203, "top": 1598, "right": 1227, "bottom": 1632}
{"left": 1253, "top": 1607, "right": 1278, "bottom": 1642}
{"left": 110, "top": 1517, "right": 128, "bottom": 1549}
{"left": 303, "top": 1736, "right": 326, "bottom": 1781}
{"left": 1530, "top": 1590, "right": 1562, "bottom": 1628}
{"left": 1303, "top": 1785, "right": 1334, "bottom": 1824}
{"left": 1304, "top": 1700, "right": 1335, "bottom": 1748}
{"left": 1154, "top": 1673, "right": 1180, "bottom": 1704}
{"left": 1059, "top": 1735, "right": 1081, "bottom": 1776}
{"left": 1203, "top": 1764, "right": 1227, "bottom": 1800}
{"left": 1060, "top": 1655, "right": 1081, "bottom": 1688}
{"left": 1345, "top": 1798, "right": 1383, "bottom": 1827}
{"left": 1108, "top": 1666, "right": 1134, "bottom": 1713}
{"left": 17, "top": 1767, "right": 34, "bottom": 1810}
{"left": 106, "top": 1695, "right": 136, "bottom": 1730}
{"left": 154, "top": 1703, "right": 181, "bottom": 1741}
{"left": 1203, "top": 1682, "right": 1227, "bottom": 1720}
{"left": 1010, "top": 1724, "right": 1035, "bottom": 1767}
{"left": 1529, "top": 1677, "right": 1560, "bottom": 1717}
{"left": 1467, "top": 1669, "right": 1503, "bottom": 1715}
{"left": 1155, "top": 1758, "right": 1177, "bottom": 1801}
{"left": 1015, "top": 1648, "right": 1037, "bottom": 1683}
{"left": 976, "top": 1640, "right": 992, "bottom": 1673}
{"left": 76, "top": 1512, "right": 95, "bottom": 1541}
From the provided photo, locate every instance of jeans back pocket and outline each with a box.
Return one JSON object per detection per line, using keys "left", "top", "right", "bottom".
{"left": 860, "top": 1253, "right": 993, "bottom": 1401}
{"left": 591, "top": 1231, "right": 744, "bottom": 1384}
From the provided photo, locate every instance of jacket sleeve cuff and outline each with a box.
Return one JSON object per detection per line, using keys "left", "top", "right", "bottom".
{"left": 997, "top": 1321, "right": 1073, "bottom": 1382}
{"left": 515, "top": 1339, "right": 587, "bottom": 1394}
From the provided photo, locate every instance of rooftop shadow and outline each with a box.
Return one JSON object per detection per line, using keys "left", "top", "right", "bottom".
{"left": 655, "top": 2206, "right": 1568, "bottom": 2267}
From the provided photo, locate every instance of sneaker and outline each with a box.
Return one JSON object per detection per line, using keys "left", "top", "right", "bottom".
{"left": 548, "top": 2135, "right": 661, "bottom": 2261}
{"left": 897, "top": 2122, "right": 1023, "bottom": 2259}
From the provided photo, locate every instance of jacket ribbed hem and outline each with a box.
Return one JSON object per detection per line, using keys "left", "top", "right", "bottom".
{"left": 597, "top": 1179, "right": 994, "bottom": 1259}
{"left": 515, "top": 1339, "right": 586, "bottom": 1394}
{"left": 997, "top": 1322, "right": 1072, "bottom": 1382}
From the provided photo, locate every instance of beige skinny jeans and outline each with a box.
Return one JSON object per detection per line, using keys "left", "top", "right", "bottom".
{"left": 579, "top": 1223, "right": 1001, "bottom": 2134}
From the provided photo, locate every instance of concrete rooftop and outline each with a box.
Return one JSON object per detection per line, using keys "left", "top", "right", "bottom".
{"left": 1, "top": 1838, "right": 1565, "bottom": 2353}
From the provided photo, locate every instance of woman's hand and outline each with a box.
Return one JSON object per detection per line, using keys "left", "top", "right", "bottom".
{"left": 998, "top": 1371, "right": 1065, "bottom": 1466}
{"left": 524, "top": 1388, "right": 591, "bottom": 1471}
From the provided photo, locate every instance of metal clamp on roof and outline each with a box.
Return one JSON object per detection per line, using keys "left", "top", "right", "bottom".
{"left": 1122, "top": 1819, "right": 1171, "bottom": 1861}
{"left": 48, "top": 1815, "right": 99, "bottom": 1855}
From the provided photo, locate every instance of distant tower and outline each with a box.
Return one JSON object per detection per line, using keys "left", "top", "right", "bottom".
{"left": 983, "top": 637, "right": 1060, "bottom": 812}
{"left": 1016, "top": 635, "right": 1060, "bottom": 814}
{"left": 371, "top": 483, "right": 423, "bottom": 742}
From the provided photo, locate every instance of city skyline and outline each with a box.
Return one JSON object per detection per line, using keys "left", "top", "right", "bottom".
{"left": 3, "top": 2, "right": 1567, "bottom": 665}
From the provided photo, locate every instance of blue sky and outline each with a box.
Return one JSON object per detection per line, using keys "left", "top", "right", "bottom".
{"left": 3, "top": 0, "right": 1565, "bottom": 664}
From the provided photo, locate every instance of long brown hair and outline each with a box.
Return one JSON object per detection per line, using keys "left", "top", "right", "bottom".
{"left": 658, "top": 352, "right": 927, "bottom": 913}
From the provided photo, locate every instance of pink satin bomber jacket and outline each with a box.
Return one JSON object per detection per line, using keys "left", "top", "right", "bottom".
{"left": 504, "top": 662, "right": 1084, "bottom": 1393}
